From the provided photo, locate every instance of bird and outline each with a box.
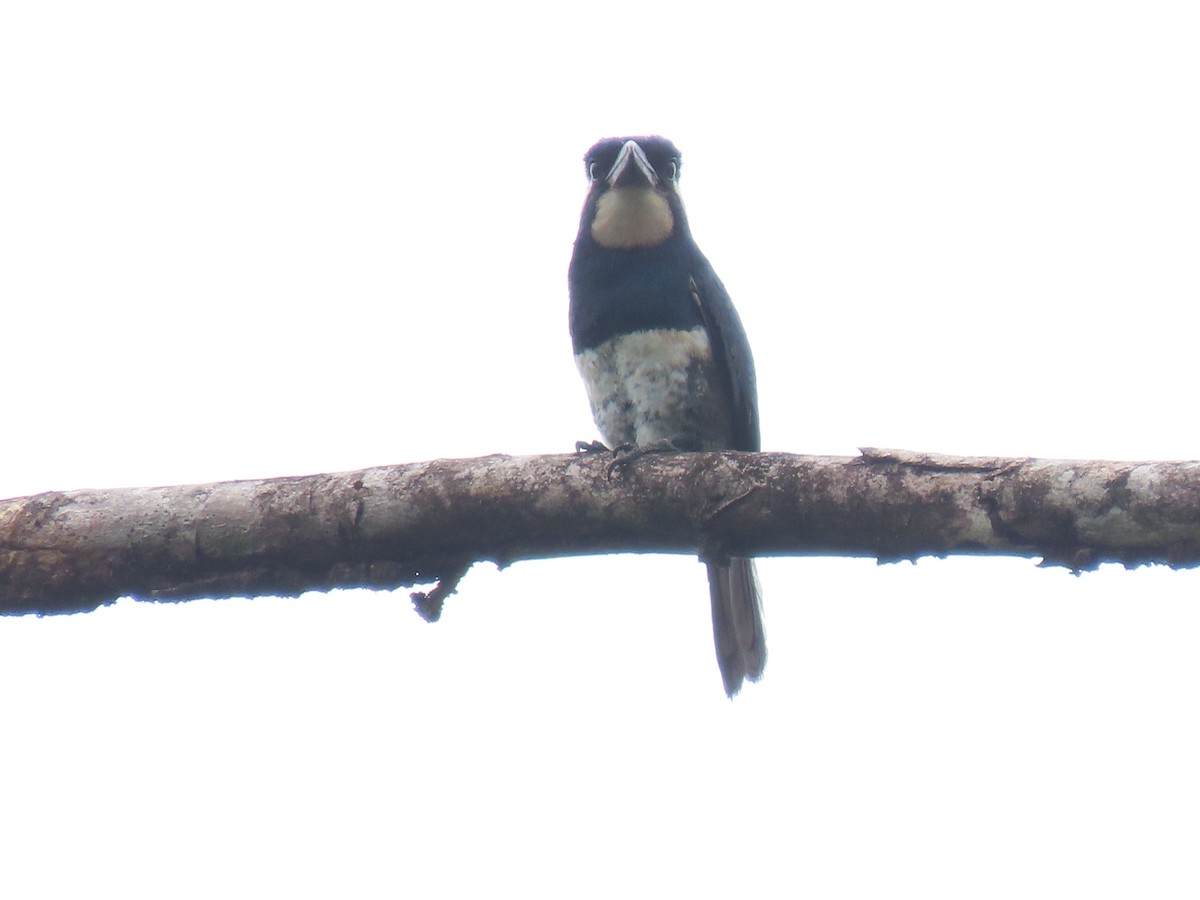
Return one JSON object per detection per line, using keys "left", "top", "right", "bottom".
{"left": 567, "top": 136, "right": 766, "bottom": 697}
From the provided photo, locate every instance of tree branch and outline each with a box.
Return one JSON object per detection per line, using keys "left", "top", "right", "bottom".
{"left": 2, "top": 449, "right": 1199, "bottom": 616}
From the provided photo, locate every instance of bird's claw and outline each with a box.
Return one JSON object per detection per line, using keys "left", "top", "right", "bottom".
{"left": 604, "top": 440, "right": 680, "bottom": 479}
{"left": 575, "top": 440, "right": 611, "bottom": 455}
{"left": 604, "top": 443, "right": 637, "bottom": 479}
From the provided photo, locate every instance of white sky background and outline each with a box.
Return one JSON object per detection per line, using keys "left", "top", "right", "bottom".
{"left": 2, "top": 1, "right": 1199, "bottom": 896}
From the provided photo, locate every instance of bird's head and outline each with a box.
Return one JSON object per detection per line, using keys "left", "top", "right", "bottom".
{"left": 578, "top": 136, "right": 685, "bottom": 249}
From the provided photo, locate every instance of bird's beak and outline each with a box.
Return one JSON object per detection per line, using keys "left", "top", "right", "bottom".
{"left": 606, "top": 140, "right": 658, "bottom": 189}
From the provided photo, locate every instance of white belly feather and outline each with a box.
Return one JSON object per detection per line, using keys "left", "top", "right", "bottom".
{"left": 574, "top": 326, "right": 727, "bottom": 448}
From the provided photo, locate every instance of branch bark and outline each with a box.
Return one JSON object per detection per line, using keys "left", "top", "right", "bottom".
{"left": 2, "top": 449, "right": 1199, "bottom": 616}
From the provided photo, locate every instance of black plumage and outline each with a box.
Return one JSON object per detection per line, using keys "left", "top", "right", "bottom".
{"left": 568, "top": 136, "right": 766, "bottom": 697}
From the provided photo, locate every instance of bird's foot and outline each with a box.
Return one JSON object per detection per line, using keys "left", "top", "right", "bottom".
{"left": 605, "top": 438, "right": 684, "bottom": 479}
{"left": 575, "top": 440, "right": 611, "bottom": 455}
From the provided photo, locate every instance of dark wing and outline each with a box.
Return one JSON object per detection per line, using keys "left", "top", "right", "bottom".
{"left": 689, "top": 258, "right": 760, "bottom": 452}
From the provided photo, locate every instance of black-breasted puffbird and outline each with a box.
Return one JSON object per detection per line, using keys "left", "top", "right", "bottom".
{"left": 568, "top": 136, "right": 766, "bottom": 697}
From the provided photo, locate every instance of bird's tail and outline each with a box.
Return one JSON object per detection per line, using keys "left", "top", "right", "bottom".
{"left": 707, "top": 557, "right": 766, "bottom": 698}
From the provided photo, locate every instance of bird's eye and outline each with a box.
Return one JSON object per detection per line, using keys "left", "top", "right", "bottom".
{"left": 587, "top": 161, "right": 598, "bottom": 182}
{"left": 668, "top": 159, "right": 679, "bottom": 181}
